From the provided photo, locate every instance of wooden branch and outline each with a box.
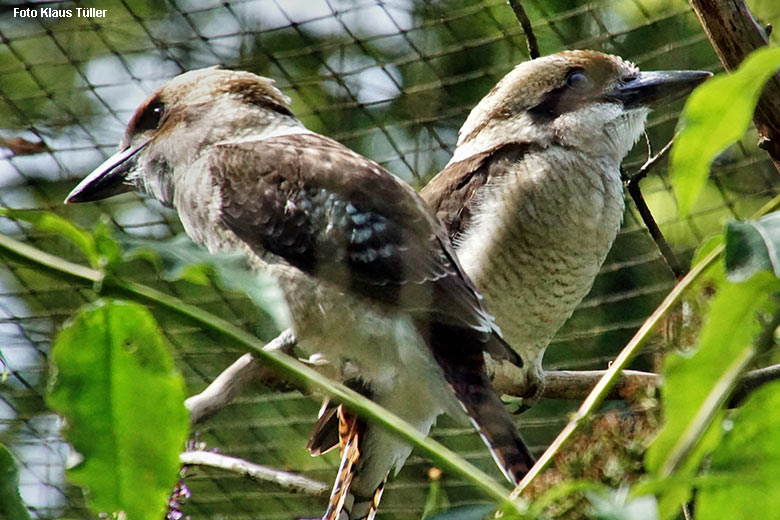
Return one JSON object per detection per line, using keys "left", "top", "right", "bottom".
{"left": 186, "top": 329, "right": 297, "bottom": 424}
{"left": 495, "top": 369, "right": 660, "bottom": 401}
{"left": 184, "top": 325, "right": 780, "bottom": 420}
{"left": 623, "top": 139, "right": 686, "bottom": 279}
{"left": 689, "top": 0, "right": 780, "bottom": 169}
{"left": 179, "top": 450, "right": 328, "bottom": 496}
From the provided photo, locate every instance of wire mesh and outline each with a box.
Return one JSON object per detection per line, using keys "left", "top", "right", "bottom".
{"left": 1, "top": 0, "right": 779, "bottom": 518}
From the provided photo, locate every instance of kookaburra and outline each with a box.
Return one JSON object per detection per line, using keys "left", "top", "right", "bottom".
{"left": 421, "top": 50, "right": 710, "bottom": 398}
{"left": 65, "top": 68, "right": 534, "bottom": 519}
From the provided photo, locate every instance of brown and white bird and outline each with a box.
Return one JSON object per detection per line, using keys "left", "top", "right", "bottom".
{"left": 65, "top": 68, "right": 534, "bottom": 519}
{"left": 421, "top": 50, "right": 710, "bottom": 399}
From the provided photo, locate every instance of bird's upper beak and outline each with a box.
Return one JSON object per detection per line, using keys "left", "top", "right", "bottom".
{"left": 65, "top": 142, "right": 149, "bottom": 203}
{"left": 607, "top": 70, "right": 712, "bottom": 109}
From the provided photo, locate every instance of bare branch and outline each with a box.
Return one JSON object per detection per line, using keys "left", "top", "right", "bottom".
{"left": 186, "top": 324, "right": 780, "bottom": 423}
{"left": 186, "top": 329, "right": 297, "bottom": 424}
{"left": 180, "top": 450, "right": 328, "bottom": 496}
{"left": 627, "top": 137, "right": 675, "bottom": 185}
{"left": 508, "top": 0, "right": 540, "bottom": 59}
{"left": 622, "top": 138, "right": 685, "bottom": 279}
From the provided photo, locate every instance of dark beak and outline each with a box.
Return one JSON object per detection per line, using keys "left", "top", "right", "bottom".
{"left": 65, "top": 142, "right": 147, "bottom": 203}
{"left": 608, "top": 70, "right": 712, "bottom": 109}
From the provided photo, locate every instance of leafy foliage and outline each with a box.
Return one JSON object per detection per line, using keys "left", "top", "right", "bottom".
{"left": 670, "top": 47, "right": 780, "bottom": 217}
{"left": 47, "top": 300, "right": 189, "bottom": 520}
{"left": 696, "top": 382, "right": 780, "bottom": 519}
{"left": 643, "top": 273, "right": 780, "bottom": 518}
{"left": 725, "top": 212, "right": 780, "bottom": 282}
{"left": 0, "top": 444, "right": 33, "bottom": 520}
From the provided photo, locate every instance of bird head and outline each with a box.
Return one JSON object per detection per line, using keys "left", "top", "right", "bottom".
{"left": 451, "top": 50, "right": 711, "bottom": 162}
{"left": 65, "top": 67, "right": 298, "bottom": 206}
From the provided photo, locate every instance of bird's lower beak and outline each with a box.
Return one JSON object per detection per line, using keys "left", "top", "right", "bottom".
{"left": 65, "top": 142, "right": 148, "bottom": 203}
{"left": 608, "top": 70, "right": 712, "bottom": 109}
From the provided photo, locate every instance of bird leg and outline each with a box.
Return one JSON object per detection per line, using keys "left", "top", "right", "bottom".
{"left": 323, "top": 406, "right": 361, "bottom": 520}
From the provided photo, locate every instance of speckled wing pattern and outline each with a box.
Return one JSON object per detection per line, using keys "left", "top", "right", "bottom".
{"left": 212, "top": 132, "right": 534, "bottom": 490}
{"left": 213, "top": 133, "right": 496, "bottom": 335}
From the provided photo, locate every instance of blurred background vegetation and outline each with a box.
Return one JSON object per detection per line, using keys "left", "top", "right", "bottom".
{"left": 1, "top": 0, "right": 779, "bottom": 518}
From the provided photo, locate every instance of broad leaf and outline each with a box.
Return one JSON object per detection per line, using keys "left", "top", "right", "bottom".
{"left": 725, "top": 212, "right": 780, "bottom": 282}
{"left": 0, "top": 444, "right": 33, "bottom": 520}
{"left": 644, "top": 273, "right": 780, "bottom": 518}
{"left": 47, "top": 300, "right": 189, "bottom": 520}
{"left": 670, "top": 47, "right": 780, "bottom": 217}
{"left": 695, "top": 382, "right": 780, "bottom": 519}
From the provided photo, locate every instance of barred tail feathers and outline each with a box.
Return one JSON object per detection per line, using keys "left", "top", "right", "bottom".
{"left": 429, "top": 325, "right": 535, "bottom": 484}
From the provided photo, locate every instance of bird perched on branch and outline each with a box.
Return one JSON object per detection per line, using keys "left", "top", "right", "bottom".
{"left": 421, "top": 50, "right": 710, "bottom": 400}
{"left": 65, "top": 67, "right": 534, "bottom": 520}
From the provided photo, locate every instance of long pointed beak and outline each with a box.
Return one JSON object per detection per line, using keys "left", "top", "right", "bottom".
{"left": 608, "top": 70, "right": 712, "bottom": 109}
{"left": 65, "top": 142, "right": 148, "bottom": 203}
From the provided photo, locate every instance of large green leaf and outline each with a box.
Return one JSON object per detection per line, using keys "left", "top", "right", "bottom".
{"left": 695, "top": 382, "right": 780, "bottom": 519}
{"left": 670, "top": 46, "right": 780, "bottom": 217}
{"left": 47, "top": 300, "right": 189, "bottom": 520}
{"left": 725, "top": 212, "right": 780, "bottom": 282}
{"left": 643, "top": 273, "right": 780, "bottom": 518}
{"left": 0, "top": 444, "right": 33, "bottom": 520}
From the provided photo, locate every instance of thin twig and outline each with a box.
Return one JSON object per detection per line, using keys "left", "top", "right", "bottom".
{"left": 508, "top": 0, "right": 540, "bottom": 59}
{"left": 180, "top": 450, "right": 328, "bottom": 496}
{"left": 622, "top": 138, "right": 686, "bottom": 279}
{"left": 627, "top": 138, "right": 675, "bottom": 185}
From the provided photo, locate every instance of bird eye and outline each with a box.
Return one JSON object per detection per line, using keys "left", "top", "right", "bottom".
{"left": 565, "top": 69, "right": 590, "bottom": 90}
{"left": 135, "top": 101, "right": 166, "bottom": 132}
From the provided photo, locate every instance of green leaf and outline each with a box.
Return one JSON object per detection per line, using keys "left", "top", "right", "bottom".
{"left": 695, "top": 382, "right": 780, "bottom": 519}
{"left": 92, "top": 216, "right": 124, "bottom": 270}
{"left": 725, "top": 212, "right": 780, "bottom": 282}
{"left": 47, "top": 300, "right": 189, "bottom": 520}
{"left": 670, "top": 46, "right": 780, "bottom": 217}
{"left": 644, "top": 273, "right": 780, "bottom": 518}
{"left": 690, "top": 234, "right": 724, "bottom": 267}
{"left": 0, "top": 444, "right": 33, "bottom": 520}
{"left": 123, "top": 234, "right": 291, "bottom": 329}
{"left": 0, "top": 209, "right": 99, "bottom": 267}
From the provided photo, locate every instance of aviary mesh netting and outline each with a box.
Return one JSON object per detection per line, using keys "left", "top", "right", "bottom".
{"left": 1, "top": 0, "right": 779, "bottom": 518}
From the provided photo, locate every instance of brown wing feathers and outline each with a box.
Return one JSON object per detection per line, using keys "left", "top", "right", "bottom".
{"left": 216, "top": 133, "right": 534, "bottom": 497}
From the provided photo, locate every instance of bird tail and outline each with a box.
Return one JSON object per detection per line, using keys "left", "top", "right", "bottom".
{"left": 430, "top": 325, "right": 536, "bottom": 484}
{"left": 321, "top": 407, "right": 388, "bottom": 520}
